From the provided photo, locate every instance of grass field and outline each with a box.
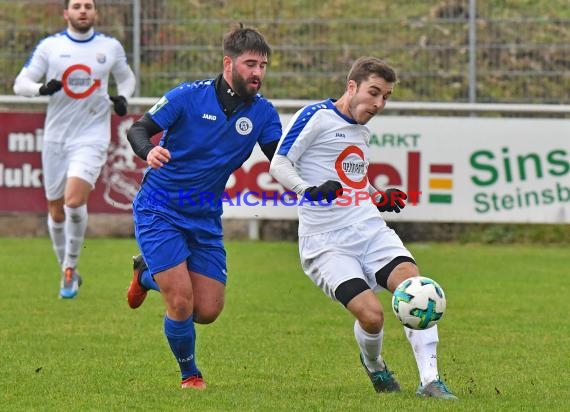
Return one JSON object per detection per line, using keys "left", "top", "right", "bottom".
{"left": 1, "top": 238, "right": 569, "bottom": 411}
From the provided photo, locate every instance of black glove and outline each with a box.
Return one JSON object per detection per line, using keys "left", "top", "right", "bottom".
{"left": 377, "top": 188, "right": 407, "bottom": 213}
{"left": 304, "top": 180, "right": 343, "bottom": 203}
{"left": 39, "top": 79, "right": 62, "bottom": 96}
{"left": 109, "top": 95, "right": 128, "bottom": 116}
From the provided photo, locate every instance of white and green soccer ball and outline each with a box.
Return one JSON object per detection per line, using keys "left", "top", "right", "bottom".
{"left": 391, "top": 276, "right": 446, "bottom": 330}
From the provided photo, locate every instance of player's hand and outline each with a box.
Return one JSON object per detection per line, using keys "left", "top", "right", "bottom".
{"left": 304, "top": 180, "right": 343, "bottom": 202}
{"left": 110, "top": 95, "right": 128, "bottom": 116}
{"left": 39, "top": 79, "right": 62, "bottom": 96}
{"left": 377, "top": 188, "right": 407, "bottom": 213}
{"left": 146, "top": 146, "right": 171, "bottom": 169}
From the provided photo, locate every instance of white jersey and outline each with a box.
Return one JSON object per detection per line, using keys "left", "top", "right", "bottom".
{"left": 275, "top": 99, "right": 379, "bottom": 236}
{"left": 13, "top": 28, "right": 136, "bottom": 147}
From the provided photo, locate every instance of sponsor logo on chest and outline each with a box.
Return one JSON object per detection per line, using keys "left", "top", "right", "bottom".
{"left": 202, "top": 113, "right": 217, "bottom": 121}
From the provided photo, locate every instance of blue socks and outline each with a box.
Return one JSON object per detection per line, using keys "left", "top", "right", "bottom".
{"left": 164, "top": 315, "right": 200, "bottom": 379}
{"left": 140, "top": 268, "right": 160, "bottom": 291}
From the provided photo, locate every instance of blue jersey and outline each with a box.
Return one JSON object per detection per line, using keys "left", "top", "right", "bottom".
{"left": 139, "top": 79, "right": 281, "bottom": 217}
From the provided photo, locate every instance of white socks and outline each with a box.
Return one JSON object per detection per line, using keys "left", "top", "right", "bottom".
{"left": 354, "top": 320, "right": 385, "bottom": 372}
{"left": 47, "top": 214, "right": 65, "bottom": 265}
{"left": 354, "top": 317, "right": 441, "bottom": 384}
{"left": 405, "top": 325, "right": 440, "bottom": 385}
{"left": 62, "top": 204, "right": 88, "bottom": 270}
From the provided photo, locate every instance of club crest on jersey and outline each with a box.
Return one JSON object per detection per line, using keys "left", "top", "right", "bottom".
{"left": 235, "top": 117, "right": 253, "bottom": 136}
{"left": 96, "top": 53, "right": 106, "bottom": 64}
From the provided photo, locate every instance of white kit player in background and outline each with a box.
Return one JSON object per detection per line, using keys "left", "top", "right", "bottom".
{"left": 13, "top": 0, "right": 136, "bottom": 299}
{"left": 269, "top": 57, "right": 457, "bottom": 399}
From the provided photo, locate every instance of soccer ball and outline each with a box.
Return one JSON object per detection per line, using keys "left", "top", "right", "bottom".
{"left": 391, "top": 276, "right": 446, "bottom": 330}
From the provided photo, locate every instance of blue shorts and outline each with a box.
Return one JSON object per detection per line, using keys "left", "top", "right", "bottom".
{"left": 133, "top": 192, "right": 227, "bottom": 284}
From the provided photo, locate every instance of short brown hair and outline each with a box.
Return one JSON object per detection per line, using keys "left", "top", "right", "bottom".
{"left": 223, "top": 26, "right": 272, "bottom": 59}
{"left": 347, "top": 57, "right": 397, "bottom": 85}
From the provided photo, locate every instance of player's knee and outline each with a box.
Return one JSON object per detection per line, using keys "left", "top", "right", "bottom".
{"left": 166, "top": 295, "right": 194, "bottom": 320}
{"left": 48, "top": 202, "right": 65, "bottom": 222}
{"left": 50, "top": 210, "right": 65, "bottom": 222}
{"left": 193, "top": 312, "right": 217, "bottom": 324}
{"left": 357, "top": 307, "right": 384, "bottom": 332}
{"left": 65, "top": 198, "right": 87, "bottom": 209}
{"left": 193, "top": 304, "right": 224, "bottom": 324}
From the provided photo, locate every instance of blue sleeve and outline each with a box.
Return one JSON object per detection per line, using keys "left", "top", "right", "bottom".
{"left": 147, "top": 83, "right": 190, "bottom": 130}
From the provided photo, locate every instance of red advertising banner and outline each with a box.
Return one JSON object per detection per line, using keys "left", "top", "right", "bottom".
{"left": 0, "top": 111, "right": 273, "bottom": 215}
{"left": 0, "top": 112, "right": 147, "bottom": 213}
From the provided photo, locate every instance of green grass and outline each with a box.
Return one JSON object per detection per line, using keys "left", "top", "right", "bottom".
{"left": 1, "top": 238, "right": 569, "bottom": 411}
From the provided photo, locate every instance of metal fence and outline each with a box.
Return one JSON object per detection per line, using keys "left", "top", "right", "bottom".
{"left": 1, "top": 0, "right": 569, "bottom": 104}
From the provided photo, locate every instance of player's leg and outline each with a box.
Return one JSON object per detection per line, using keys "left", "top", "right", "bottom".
{"left": 380, "top": 260, "right": 440, "bottom": 385}
{"left": 405, "top": 326, "right": 456, "bottom": 398}
{"left": 127, "top": 194, "right": 161, "bottom": 309}
{"left": 154, "top": 261, "right": 205, "bottom": 390}
{"left": 300, "top": 226, "right": 399, "bottom": 393}
{"left": 336, "top": 280, "right": 400, "bottom": 393}
{"left": 185, "top": 239, "right": 227, "bottom": 324}
{"left": 165, "top": 268, "right": 225, "bottom": 389}
{"left": 42, "top": 142, "right": 77, "bottom": 298}
{"left": 128, "top": 237, "right": 226, "bottom": 315}
{"left": 337, "top": 282, "right": 384, "bottom": 362}
{"left": 62, "top": 176, "right": 90, "bottom": 271}
{"left": 58, "top": 145, "right": 107, "bottom": 298}
{"left": 42, "top": 143, "right": 67, "bottom": 265}
{"left": 57, "top": 176, "right": 90, "bottom": 298}
{"left": 380, "top": 262, "right": 456, "bottom": 398}
{"left": 47, "top": 198, "right": 66, "bottom": 265}
{"left": 367, "top": 220, "right": 457, "bottom": 399}
{"left": 189, "top": 272, "right": 225, "bottom": 324}
{"left": 133, "top": 208, "right": 210, "bottom": 389}
{"left": 63, "top": 145, "right": 106, "bottom": 270}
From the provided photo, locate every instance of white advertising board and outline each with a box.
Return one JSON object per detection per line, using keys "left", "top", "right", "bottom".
{"left": 222, "top": 115, "right": 569, "bottom": 223}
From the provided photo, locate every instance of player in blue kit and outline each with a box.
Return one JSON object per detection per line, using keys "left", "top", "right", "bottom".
{"left": 125, "top": 26, "right": 281, "bottom": 389}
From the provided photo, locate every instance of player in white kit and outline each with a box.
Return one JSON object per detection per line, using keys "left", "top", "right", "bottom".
{"left": 13, "top": 0, "right": 136, "bottom": 299}
{"left": 270, "top": 57, "right": 457, "bottom": 399}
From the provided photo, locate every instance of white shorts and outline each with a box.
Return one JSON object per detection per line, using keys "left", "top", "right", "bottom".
{"left": 299, "top": 216, "right": 413, "bottom": 302}
{"left": 42, "top": 141, "right": 108, "bottom": 201}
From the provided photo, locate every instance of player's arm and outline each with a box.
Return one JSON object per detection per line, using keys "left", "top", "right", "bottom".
{"left": 269, "top": 106, "right": 342, "bottom": 201}
{"left": 109, "top": 41, "right": 136, "bottom": 115}
{"left": 113, "top": 63, "right": 136, "bottom": 99}
{"left": 269, "top": 154, "right": 310, "bottom": 196}
{"left": 13, "top": 41, "right": 63, "bottom": 97}
{"left": 127, "top": 113, "right": 170, "bottom": 169}
{"left": 269, "top": 154, "right": 342, "bottom": 201}
{"left": 13, "top": 59, "right": 61, "bottom": 97}
{"left": 259, "top": 139, "right": 279, "bottom": 161}
{"left": 258, "top": 106, "right": 282, "bottom": 162}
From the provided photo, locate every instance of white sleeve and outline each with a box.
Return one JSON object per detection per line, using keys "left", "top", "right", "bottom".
{"left": 269, "top": 154, "right": 311, "bottom": 196}
{"left": 111, "top": 41, "right": 136, "bottom": 98}
{"left": 13, "top": 40, "right": 50, "bottom": 97}
{"left": 13, "top": 68, "right": 43, "bottom": 97}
